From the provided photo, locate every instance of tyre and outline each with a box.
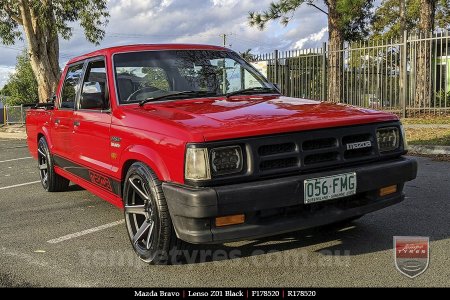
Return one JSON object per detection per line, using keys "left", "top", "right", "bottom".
{"left": 123, "top": 162, "right": 185, "bottom": 264}
{"left": 37, "top": 137, "right": 69, "bottom": 192}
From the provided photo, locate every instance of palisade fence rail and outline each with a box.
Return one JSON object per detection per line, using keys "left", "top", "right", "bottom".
{"left": 251, "top": 31, "right": 450, "bottom": 117}
{"left": 5, "top": 104, "right": 29, "bottom": 125}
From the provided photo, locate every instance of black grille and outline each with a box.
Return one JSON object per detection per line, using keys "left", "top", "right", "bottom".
{"left": 302, "top": 138, "right": 337, "bottom": 151}
{"left": 260, "top": 157, "right": 299, "bottom": 171}
{"left": 258, "top": 143, "right": 296, "bottom": 156}
{"left": 304, "top": 152, "right": 339, "bottom": 165}
{"left": 253, "top": 125, "right": 380, "bottom": 175}
{"left": 343, "top": 133, "right": 374, "bottom": 159}
{"left": 342, "top": 133, "right": 372, "bottom": 144}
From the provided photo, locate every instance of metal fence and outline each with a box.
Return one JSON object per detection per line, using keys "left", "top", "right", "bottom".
{"left": 5, "top": 105, "right": 28, "bottom": 125}
{"left": 252, "top": 31, "right": 450, "bottom": 117}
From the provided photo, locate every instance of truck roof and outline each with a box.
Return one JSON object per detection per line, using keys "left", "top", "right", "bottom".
{"left": 67, "top": 44, "right": 229, "bottom": 64}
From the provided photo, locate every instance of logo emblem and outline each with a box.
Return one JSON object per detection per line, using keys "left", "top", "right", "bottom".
{"left": 394, "top": 236, "right": 429, "bottom": 278}
{"left": 346, "top": 141, "right": 372, "bottom": 150}
{"left": 88, "top": 170, "right": 113, "bottom": 192}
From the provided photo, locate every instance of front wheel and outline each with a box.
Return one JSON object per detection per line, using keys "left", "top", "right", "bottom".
{"left": 123, "top": 162, "right": 185, "bottom": 264}
{"left": 37, "top": 137, "right": 69, "bottom": 192}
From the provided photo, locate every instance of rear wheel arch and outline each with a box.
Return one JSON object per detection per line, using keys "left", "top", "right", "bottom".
{"left": 37, "top": 127, "right": 53, "bottom": 152}
{"left": 37, "top": 136, "right": 69, "bottom": 192}
{"left": 37, "top": 132, "right": 44, "bottom": 146}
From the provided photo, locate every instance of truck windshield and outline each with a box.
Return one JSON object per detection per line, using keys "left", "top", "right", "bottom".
{"left": 113, "top": 50, "right": 276, "bottom": 104}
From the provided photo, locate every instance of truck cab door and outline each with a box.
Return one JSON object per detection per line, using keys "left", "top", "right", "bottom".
{"left": 72, "top": 58, "right": 113, "bottom": 177}
{"left": 51, "top": 63, "right": 84, "bottom": 158}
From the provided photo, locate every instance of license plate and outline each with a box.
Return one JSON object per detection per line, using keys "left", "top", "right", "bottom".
{"left": 304, "top": 172, "right": 357, "bottom": 204}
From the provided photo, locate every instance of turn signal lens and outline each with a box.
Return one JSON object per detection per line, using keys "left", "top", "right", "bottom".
{"left": 215, "top": 214, "right": 245, "bottom": 227}
{"left": 379, "top": 185, "right": 397, "bottom": 196}
{"left": 185, "top": 147, "right": 211, "bottom": 181}
{"left": 400, "top": 124, "right": 408, "bottom": 151}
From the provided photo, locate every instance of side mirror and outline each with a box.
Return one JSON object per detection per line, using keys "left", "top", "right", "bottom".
{"left": 80, "top": 81, "right": 107, "bottom": 110}
{"left": 80, "top": 93, "right": 105, "bottom": 110}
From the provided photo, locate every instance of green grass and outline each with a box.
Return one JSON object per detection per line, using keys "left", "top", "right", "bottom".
{"left": 405, "top": 127, "right": 450, "bottom": 146}
{"left": 401, "top": 117, "right": 450, "bottom": 125}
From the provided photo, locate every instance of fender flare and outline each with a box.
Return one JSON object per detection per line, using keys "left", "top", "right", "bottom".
{"left": 118, "top": 144, "right": 171, "bottom": 182}
{"left": 39, "top": 126, "right": 53, "bottom": 150}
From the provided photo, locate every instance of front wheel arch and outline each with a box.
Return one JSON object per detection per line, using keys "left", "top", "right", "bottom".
{"left": 122, "top": 161, "right": 186, "bottom": 264}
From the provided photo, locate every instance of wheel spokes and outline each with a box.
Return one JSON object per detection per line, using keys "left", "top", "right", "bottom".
{"left": 125, "top": 204, "right": 146, "bottom": 215}
{"left": 42, "top": 174, "right": 48, "bottom": 184}
{"left": 133, "top": 221, "right": 151, "bottom": 245}
{"left": 129, "top": 178, "right": 149, "bottom": 201}
{"left": 145, "top": 221, "right": 155, "bottom": 249}
{"left": 38, "top": 148, "right": 46, "bottom": 157}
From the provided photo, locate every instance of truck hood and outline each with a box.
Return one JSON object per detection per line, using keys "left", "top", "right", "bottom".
{"left": 136, "top": 95, "right": 398, "bottom": 141}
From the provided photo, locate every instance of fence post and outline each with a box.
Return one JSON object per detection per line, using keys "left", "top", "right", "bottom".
{"left": 401, "top": 30, "right": 408, "bottom": 118}
{"left": 274, "top": 49, "right": 279, "bottom": 86}
{"left": 321, "top": 42, "right": 327, "bottom": 101}
{"left": 20, "top": 104, "right": 24, "bottom": 124}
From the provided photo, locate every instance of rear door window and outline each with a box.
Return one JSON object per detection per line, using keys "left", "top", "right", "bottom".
{"left": 60, "top": 64, "right": 84, "bottom": 109}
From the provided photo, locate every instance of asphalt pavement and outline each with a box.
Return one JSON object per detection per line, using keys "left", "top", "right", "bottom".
{"left": 0, "top": 139, "right": 448, "bottom": 287}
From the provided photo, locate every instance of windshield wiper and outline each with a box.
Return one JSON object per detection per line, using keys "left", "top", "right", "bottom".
{"left": 225, "top": 87, "right": 279, "bottom": 98}
{"left": 139, "top": 91, "right": 216, "bottom": 106}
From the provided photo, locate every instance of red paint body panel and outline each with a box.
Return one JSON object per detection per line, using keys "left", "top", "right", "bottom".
{"left": 25, "top": 44, "right": 399, "bottom": 206}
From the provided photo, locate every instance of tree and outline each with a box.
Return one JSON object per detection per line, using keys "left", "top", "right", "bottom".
{"left": 0, "top": 0, "right": 109, "bottom": 103}
{"left": 248, "top": 0, "right": 373, "bottom": 102}
{"left": 371, "top": 0, "right": 450, "bottom": 39}
{"left": 239, "top": 49, "right": 255, "bottom": 61}
{"left": 1, "top": 50, "right": 39, "bottom": 105}
{"left": 372, "top": 0, "right": 450, "bottom": 108}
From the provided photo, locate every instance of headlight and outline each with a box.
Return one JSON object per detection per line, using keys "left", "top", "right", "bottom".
{"left": 185, "top": 148, "right": 211, "bottom": 181}
{"left": 210, "top": 146, "right": 243, "bottom": 176}
{"left": 377, "top": 127, "right": 400, "bottom": 152}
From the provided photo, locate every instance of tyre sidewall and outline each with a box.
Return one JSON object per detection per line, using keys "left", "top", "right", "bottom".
{"left": 123, "top": 162, "right": 174, "bottom": 264}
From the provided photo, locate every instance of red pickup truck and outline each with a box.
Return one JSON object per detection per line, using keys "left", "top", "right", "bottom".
{"left": 26, "top": 44, "right": 417, "bottom": 264}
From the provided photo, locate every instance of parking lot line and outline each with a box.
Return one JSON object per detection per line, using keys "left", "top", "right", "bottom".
{"left": 47, "top": 220, "right": 125, "bottom": 244}
{"left": 0, "top": 157, "right": 32, "bottom": 163}
{"left": 0, "top": 181, "right": 41, "bottom": 190}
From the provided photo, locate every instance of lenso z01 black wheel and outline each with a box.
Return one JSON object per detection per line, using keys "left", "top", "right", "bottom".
{"left": 123, "top": 162, "right": 185, "bottom": 264}
{"left": 37, "top": 137, "right": 69, "bottom": 192}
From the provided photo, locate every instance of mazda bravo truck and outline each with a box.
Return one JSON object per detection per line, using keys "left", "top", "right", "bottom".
{"left": 26, "top": 44, "right": 418, "bottom": 264}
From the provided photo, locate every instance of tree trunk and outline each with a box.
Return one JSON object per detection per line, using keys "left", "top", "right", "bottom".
{"left": 19, "top": 0, "right": 60, "bottom": 103}
{"left": 414, "top": 0, "right": 436, "bottom": 108}
{"left": 326, "top": 0, "right": 343, "bottom": 103}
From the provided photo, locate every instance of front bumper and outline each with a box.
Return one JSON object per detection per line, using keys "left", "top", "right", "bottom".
{"left": 162, "top": 157, "right": 417, "bottom": 244}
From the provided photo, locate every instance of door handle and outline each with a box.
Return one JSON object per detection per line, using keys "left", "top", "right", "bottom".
{"left": 73, "top": 121, "right": 80, "bottom": 127}
{"left": 54, "top": 119, "right": 60, "bottom": 125}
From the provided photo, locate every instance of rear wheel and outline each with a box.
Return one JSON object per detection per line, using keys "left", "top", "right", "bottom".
{"left": 123, "top": 162, "right": 185, "bottom": 264}
{"left": 37, "top": 137, "right": 69, "bottom": 192}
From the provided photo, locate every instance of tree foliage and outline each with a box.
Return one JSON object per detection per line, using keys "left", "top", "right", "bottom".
{"left": 371, "top": 0, "right": 450, "bottom": 39}
{"left": 248, "top": 0, "right": 374, "bottom": 42}
{"left": 239, "top": 49, "right": 255, "bottom": 61}
{"left": 0, "top": 0, "right": 109, "bottom": 45}
{"left": 1, "top": 50, "right": 39, "bottom": 106}
{"left": 0, "top": 0, "right": 109, "bottom": 102}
